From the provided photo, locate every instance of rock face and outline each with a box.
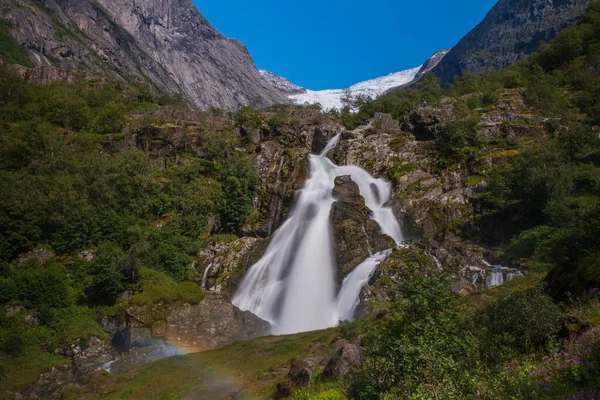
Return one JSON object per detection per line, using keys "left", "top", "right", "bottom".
{"left": 197, "top": 237, "right": 263, "bottom": 296}
{"left": 386, "top": 49, "right": 450, "bottom": 93}
{"left": 260, "top": 70, "right": 307, "bottom": 95}
{"left": 126, "top": 292, "right": 270, "bottom": 351}
{"left": 1, "top": 0, "right": 287, "bottom": 109}
{"left": 330, "top": 175, "right": 395, "bottom": 282}
{"left": 432, "top": 0, "right": 594, "bottom": 83}
{"left": 25, "top": 336, "right": 117, "bottom": 399}
{"left": 243, "top": 109, "right": 345, "bottom": 236}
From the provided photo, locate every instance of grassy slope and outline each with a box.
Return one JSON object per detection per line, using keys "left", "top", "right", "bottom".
{"left": 67, "top": 329, "right": 337, "bottom": 400}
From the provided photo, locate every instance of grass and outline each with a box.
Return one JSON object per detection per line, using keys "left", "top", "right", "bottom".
{"left": 129, "top": 282, "right": 205, "bottom": 307}
{"left": 0, "top": 305, "right": 106, "bottom": 395}
{"left": 67, "top": 329, "right": 338, "bottom": 400}
{"left": 0, "top": 349, "right": 65, "bottom": 394}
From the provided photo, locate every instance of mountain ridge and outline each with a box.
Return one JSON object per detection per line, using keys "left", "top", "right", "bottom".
{"left": 0, "top": 0, "right": 287, "bottom": 110}
{"left": 432, "top": 0, "right": 595, "bottom": 83}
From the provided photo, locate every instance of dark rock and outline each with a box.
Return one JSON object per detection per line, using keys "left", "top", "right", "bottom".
{"left": 432, "top": 0, "right": 594, "bottom": 83}
{"left": 408, "top": 102, "right": 456, "bottom": 141}
{"left": 330, "top": 176, "right": 395, "bottom": 282}
{"left": 322, "top": 339, "right": 364, "bottom": 379}
{"left": 275, "top": 382, "right": 292, "bottom": 399}
{"left": 288, "top": 359, "right": 313, "bottom": 388}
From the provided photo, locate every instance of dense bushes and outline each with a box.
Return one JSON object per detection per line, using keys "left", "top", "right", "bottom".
{"left": 477, "top": 288, "right": 563, "bottom": 357}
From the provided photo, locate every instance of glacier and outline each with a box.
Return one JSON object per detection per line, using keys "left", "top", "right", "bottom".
{"left": 289, "top": 66, "right": 421, "bottom": 111}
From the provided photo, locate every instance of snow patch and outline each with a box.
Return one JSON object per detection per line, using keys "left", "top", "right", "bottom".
{"left": 289, "top": 66, "right": 421, "bottom": 111}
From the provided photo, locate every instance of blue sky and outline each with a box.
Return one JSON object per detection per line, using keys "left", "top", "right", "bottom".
{"left": 194, "top": 0, "right": 498, "bottom": 90}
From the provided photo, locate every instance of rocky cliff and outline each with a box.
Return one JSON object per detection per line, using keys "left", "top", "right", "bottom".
{"left": 0, "top": 0, "right": 287, "bottom": 109}
{"left": 432, "top": 0, "right": 594, "bottom": 83}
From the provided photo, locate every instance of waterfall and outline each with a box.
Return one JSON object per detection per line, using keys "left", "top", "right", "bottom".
{"left": 201, "top": 263, "right": 213, "bottom": 288}
{"left": 335, "top": 250, "right": 391, "bottom": 321}
{"left": 486, "top": 266, "right": 524, "bottom": 288}
{"left": 232, "top": 134, "right": 402, "bottom": 335}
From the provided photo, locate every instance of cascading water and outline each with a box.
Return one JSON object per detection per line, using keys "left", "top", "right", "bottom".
{"left": 201, "top": 263, "right": 213, "bottom": 288}
{"left": 232, "top": 135, "right": 402, "bottom": 334}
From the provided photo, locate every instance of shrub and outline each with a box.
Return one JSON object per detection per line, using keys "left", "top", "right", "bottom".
{"left": 13, "top": 263, "right": 72, "bottom": 309}
{"left": 1, "top": 334, "right": 24, "bottom": 356}
{"left": 87, "top": 243, "right": 126, "bottom": 305}
{"left": 478, "top": 288, "right": 563, "bottom": 358}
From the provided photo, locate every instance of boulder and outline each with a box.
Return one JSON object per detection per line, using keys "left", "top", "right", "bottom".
{"left": 322, "top": 339, "right": 364, "bottom": 379}
{"left": 407, "top": 102, "right": 456, "bottom": 141}
{"left": 127, "top": 292, "right": 270, "bottom": 351}
{"left": 288, "top": 359, "right": 313, "bottom": 388}
{"left": 330, "top": 176, "right": 395, "bottom": 282}
{"left": 25, "top": 337, "right": 117, "bottom": 399}
{"left": 109, "top": 343, "right": 186, "bottom": 374}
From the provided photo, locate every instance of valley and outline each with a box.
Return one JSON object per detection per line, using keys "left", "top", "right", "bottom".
{"left": 0, "top": 0, "right": 599, "bottom": 399}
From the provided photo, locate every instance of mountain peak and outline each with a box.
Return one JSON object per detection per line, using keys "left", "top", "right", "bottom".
{"left": 259, "top": 70, "right": 307, "bottom": 95}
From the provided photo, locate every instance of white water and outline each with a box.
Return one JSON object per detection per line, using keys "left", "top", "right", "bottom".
{"left": 335, "top": 250, "right": 392, "bottom": 321}
{"left": 486, "top": 266, "right": 524, "bottom": 288}
{"left": 201, "top": 263, "right": 213, "bottom": 288}
{"left": 232, "top": 135, "right": 402, "bottom": 335}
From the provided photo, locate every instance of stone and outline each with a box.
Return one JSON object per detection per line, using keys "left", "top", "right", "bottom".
{"left": 322, "top": 339, "right": 364, "bottom": 379}
{"left": 288, "top": 359, "right": 313, "bottom": 388}
{"left": 16, "top": 248, "right": 54, "bottom": 268}
{"left": 408, "top": 102, "right": 456, "bottom": 141}
{"left": 126, "top": 292, "right": 270, "bottom": 351}
{"left": 330, "top": 175, "right": 395, "bottom": 282}
{"left": 197, "top": 237, "right": 263, "bottom": 295}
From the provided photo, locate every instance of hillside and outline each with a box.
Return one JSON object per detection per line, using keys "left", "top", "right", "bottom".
{"left": 432, "top": 0, "right": 595, "bottom": 83}
{"left": 0, "top": 0, "right": 287, "bottom": 109}
{"left": 1, "top": 1, "right": 600, "bottom": 400}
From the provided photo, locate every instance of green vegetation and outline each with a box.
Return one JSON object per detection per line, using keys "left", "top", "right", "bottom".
{"left": 1, "top": 1, "right": 600, "bottom": 398}
{"left": 130, "top": 282, "right": 204, "bottom": 307}
{"left": 0, "top": 64, "right": 259, "bottom": 392}
{"left": 340, "top": 247, "right": 600, "bottom": 400}
{"left": 61, "top": 329, "right": 337, "bottom": 400}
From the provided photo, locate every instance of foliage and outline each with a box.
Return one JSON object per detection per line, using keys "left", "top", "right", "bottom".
{"left": 477, "top": 288, "right": 563, "bottom": 358}
{"left": 347, "top": 251, "right": 478, "bottom": 399}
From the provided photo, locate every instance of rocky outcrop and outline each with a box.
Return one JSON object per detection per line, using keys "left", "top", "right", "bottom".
{"left": 197, "top": 237, "right": 263, "bottom": 296}
{"left": 330, "top": 175, "right": 395, "bottom": 281}
{"left": 432, "top": 0, "right": 594, "bottom": 83}
{"left": 126, "top": 292, "right": 270, "bottom": 351}
{"left": 322, "top": 339, "right": 364, "bottom": 379}
{"left": 406, "top": 100, "right": 456, "bottom": 141}
{"left": 1, "top": 0, "right": 287, "bottom": 109}
{"left": 260, "top": 70, "right": 307, "bottom": 95}
{"left": 386, "top": 49, "right": 450, "bottom": 93}
{"left": 244, "top": 109, "right": 345, "bottom": 236}
{"left": 24, "top": 336, "right": 117, "bottom": 399}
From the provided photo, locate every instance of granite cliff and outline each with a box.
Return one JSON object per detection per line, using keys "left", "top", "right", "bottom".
{"left": 0, "top": 0, "right": 287, "bottom": 109}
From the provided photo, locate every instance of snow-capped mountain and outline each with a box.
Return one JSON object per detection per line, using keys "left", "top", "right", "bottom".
{"left": 385, "top": 49, "right": 450, "bottom": 94}
{"left": 289, "top": 66, "right": 421, "bottom": 110}
{"left": 259, "top": 50, "right": 448, "bottom": 111}
{"left": 259, "top": 70, "right": 307, "bottom": 95}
